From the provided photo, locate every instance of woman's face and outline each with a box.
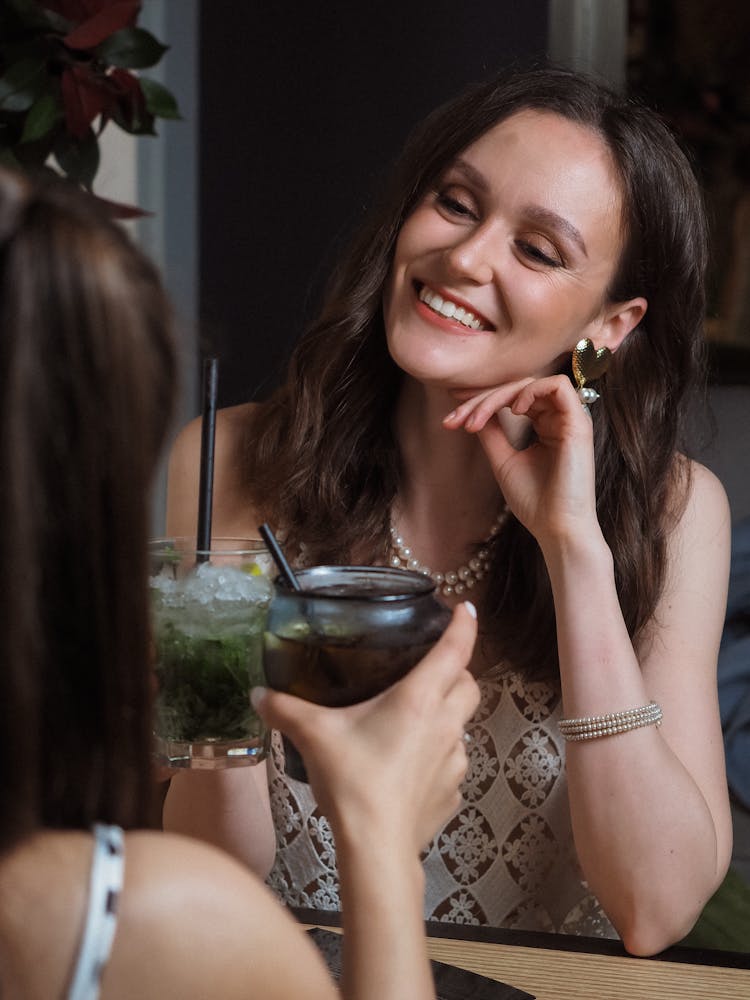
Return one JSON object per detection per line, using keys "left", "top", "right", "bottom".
{"left": 383, "top": 109, "right": 631, "bottom": 393}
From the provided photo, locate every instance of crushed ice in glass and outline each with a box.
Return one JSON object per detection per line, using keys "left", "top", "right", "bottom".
{"left": 150, "top": 562, "right": 272, "bottom": 628}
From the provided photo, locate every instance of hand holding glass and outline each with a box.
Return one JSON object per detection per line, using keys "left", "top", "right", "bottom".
{"left": 263, "top": 566, "right": 451, "bottom": 779}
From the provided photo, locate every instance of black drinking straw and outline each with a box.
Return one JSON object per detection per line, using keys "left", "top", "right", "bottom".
{"left": 196, "top": 357, "right": 218, "bottom": 563}
{"left": 259, "top": 522, "right": 302, "bottom": 591}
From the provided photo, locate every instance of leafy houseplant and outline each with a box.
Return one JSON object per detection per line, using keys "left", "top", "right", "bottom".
{"left": 0, "top": 0, "right": 180, "bottom": 215}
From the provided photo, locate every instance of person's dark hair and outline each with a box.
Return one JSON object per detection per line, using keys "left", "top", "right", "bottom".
{"left": 246, "top": 64, "right": 708, "bottom": 679}
{"left": 0, "top": 168, "right": 177, "bottom": 851}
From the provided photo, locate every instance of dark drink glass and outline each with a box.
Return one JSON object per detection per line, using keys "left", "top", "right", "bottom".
{"left": 263, "top": 566, "right": 451, "bottom": 780}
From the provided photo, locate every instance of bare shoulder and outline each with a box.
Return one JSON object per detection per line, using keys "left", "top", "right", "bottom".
{"left": 673, "top": 458, "right": 731, "bottom": 555}
{"left": 168, "top": 402, "right": 258, "bottom": 486}
{"left": 109, "top": 831, "right": 335, "bottom": 999}
{"left": 166, "top": 402, "right": 262, "bottom": 537}
{"left": 643, "top": 456, "right": 731, "bottom": 687}
{"left": 684, "top": 458, "right": 731, "bottom": 518}
{"left": 0, "top": 832, "right": 93, "bottom": 999}
{"left": 654, "top": 458, "right": 731, "bottom": 610}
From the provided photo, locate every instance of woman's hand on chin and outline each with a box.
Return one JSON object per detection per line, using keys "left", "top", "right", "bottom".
{"left": 443, "top": 374, "right": 601, "bottom": 547}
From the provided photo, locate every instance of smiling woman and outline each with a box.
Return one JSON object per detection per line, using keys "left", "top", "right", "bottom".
{"left": 163, "top": 64, "right": 732, "bottom": 956}
{"left": 383, "top": 108, "right": 644, "bottom": 393}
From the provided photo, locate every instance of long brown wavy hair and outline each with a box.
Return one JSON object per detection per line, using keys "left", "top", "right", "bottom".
{"left": 245, "top": 65, "right": 708, "bottom": 679}
{"left": 0, "top": 169, "right": 176, "bottom": 851}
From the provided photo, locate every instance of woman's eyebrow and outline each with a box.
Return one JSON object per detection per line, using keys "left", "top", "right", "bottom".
{"left": 522, "top": 204, "right": 588, "bottom": 257}
{"left": 451, "top": 158, "right": 490, "bottom": 192}
{"left": 450, "top": 159, "right": 588, "bottom": 257}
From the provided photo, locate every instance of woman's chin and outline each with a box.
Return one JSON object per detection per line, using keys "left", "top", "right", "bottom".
{"left": 397, "top": 364, "right": 473, "bottom": 392}
{"left": 387, "top": 344, "right": 471, "bottom": 389}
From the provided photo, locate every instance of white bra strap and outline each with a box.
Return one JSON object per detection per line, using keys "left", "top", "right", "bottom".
{"left": 67, "top": 824, "right": 125, "bottom": 1000}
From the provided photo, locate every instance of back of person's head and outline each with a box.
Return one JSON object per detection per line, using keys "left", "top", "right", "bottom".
{"left": 0, "top": 169, "right": 177, "bottom": 851}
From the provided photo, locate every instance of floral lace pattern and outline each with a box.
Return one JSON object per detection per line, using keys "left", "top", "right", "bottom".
{"left": 266, "top": 664, "right": 616, "bottom": 937}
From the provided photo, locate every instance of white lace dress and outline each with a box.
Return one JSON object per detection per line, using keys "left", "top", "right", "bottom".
{"left": 266, "top": 662, "right": 617, "bottom": 936}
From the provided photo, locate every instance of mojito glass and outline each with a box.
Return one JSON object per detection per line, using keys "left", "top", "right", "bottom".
{"left": 149, "top": 537, "right": 273, "bottom": 769}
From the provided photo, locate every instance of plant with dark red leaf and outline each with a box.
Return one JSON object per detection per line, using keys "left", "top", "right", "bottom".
{"left": 0, "top": 0, "right": 180, "bottom": 215}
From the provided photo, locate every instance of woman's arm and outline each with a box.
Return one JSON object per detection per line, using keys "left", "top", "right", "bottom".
{"left": 255, "top": 603, "right": 480, "bottom": 1000}
{"left": 446, "top": 377, "right": 733, "bottom": 955}
{"left": 544, "top": 462, "right": 732, "bottom": 955}
{"left": 160, "top": 405, "right": 278, "bottom": 877}
{"left": 162, "top": 767, "right": 276, "bottom": 875}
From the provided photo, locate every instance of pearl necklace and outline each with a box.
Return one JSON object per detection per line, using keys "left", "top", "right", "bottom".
{"left": 388, "top": 509, "right": 508, "bottom": 597}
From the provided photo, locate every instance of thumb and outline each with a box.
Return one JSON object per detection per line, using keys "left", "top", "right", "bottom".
{"left": 250, "top": 685, "right": 320, "bottom": 744}
{"left": 477, "top": 420, "right": 516, "bottom": 480}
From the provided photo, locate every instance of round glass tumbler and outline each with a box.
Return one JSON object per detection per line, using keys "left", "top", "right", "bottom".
{"left": 263, "top": 565, "right": 452, "bottom": 780}
{"left": 149, "top": 537, "right": 273, "bottom": 769}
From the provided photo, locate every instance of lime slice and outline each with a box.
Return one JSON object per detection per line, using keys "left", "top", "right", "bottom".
{"left": 241, "top": 561, "right": 264, "bottom": 576}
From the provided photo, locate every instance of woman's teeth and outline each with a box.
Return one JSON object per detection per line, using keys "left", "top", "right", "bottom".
{"left": 418, "top": 285, "right": 484, "bottom": 330}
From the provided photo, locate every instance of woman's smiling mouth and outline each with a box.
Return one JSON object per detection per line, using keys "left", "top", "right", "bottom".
{"left": 416, "top": 283, "right": 494, "bottom": 331}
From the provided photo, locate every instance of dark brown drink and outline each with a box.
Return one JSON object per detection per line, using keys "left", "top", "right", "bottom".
{"left": 263, "top": 566, "right": 451, "bottom": 779}
{"left": 263, "top": 630, "right": 436, "bottom": 707}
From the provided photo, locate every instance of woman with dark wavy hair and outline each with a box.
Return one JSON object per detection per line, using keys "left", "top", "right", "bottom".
{"left": 0, "top": 167, "right": 479, "bottom": 1000}
{"left": 165, "top": 65, "right": 733, "bottom": 955}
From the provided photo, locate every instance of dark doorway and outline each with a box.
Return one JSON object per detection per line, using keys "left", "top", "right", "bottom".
{"left": 199, "top": 2, "right": 550, "bottom": 406}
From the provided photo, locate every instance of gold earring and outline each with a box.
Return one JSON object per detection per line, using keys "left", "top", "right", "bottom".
{"left": 572, "top": 338, "right": 612, "bottom": 412}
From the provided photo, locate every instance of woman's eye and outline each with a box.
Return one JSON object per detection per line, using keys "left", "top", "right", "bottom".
{"left": 516, "top": 240, "right": 564, "bottom": 268}
{"left": 435, "top": 190, "right": 477, "bottom": 220}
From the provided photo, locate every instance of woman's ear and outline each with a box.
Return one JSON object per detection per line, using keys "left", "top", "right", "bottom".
{"left": 598, "top": 296, "right": 648, "bottom": 352}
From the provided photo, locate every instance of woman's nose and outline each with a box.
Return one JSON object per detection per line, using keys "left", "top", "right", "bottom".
{"left": 443, "top": 228, "right": 496, "bottom": 285}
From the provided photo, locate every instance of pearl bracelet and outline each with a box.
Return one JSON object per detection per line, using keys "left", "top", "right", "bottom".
{"left": 558, "top": 701, "right": 663, "bottom": 741}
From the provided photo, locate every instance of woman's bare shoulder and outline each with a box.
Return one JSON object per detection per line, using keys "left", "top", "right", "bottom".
{"left": 112, "top": 831, "right": 335, "bottom": 999}
{"left": 168, "top": 402, "right": 259, "bottom": 479}
{"left": 0, "top": 830, "right": 332, "bottom": 1000}
{"left": 166, "top": 402, "right": 262, "bottom": 537}
{"left": 677, "top": 457, "right": 731, "bottom": 543}
{"left": 657, "top": 457, "right": 731, "bottom": 598}
{"left": 122, "top": 829, "right": 278, "bottom": 906}
{"left": 646, "top": 456, "right": 732, "bottom": 649}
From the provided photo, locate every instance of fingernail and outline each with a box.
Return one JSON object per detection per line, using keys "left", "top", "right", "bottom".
{"left": 445, "top": 409, "right": 456, "bottom": 422}
{"left": 463, "top": 601, "right": 477, "bottom": 619}
{"left": 250, "top": 686, "right": 267, "bottom": 708}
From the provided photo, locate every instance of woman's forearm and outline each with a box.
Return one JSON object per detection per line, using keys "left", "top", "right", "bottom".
{"left": 565, "top": 731, "right": 720, "bottom": 953}
{"left": 162, "top": 766, "right": 277, "bottom": 877}
{"left": 542, "top": 532, "right": 727, "bottom": 954}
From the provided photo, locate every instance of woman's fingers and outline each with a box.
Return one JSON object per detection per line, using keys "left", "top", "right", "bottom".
{"left": 250, "top": 685, "right": 335, "bottom": 755}
{"left": 444, "top": 378, "right": 534, "bottom": 431}
{"left": 418, "top": 730, "right": 476, "bottom": 841}
{"left": 509, "top": 375, "right": 587, "bottom": 427}
{"left": 446, "top": 375, "right": 591, "bottom": 472}
{"left": 445, "top": 375, "right": 584, "bottom": 434}
{"left": 443, "top": 660, "right": 482, "bottom": 724}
